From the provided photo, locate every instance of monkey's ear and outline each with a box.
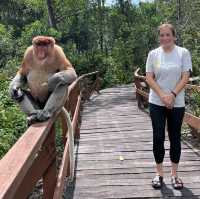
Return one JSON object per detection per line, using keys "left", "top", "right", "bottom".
{"left": 49, "top": 37, "right": 55, "bottom": 45}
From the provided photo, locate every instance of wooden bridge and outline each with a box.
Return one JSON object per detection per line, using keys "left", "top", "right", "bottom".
{"left": 0, "top": 71, "right": 200, "bottom": 199}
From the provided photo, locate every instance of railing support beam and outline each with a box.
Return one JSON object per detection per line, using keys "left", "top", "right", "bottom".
{"left": 43, "top": 126, "right": 57, "bottom": 199}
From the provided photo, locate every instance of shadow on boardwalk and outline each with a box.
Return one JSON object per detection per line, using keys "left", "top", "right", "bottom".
{"left": 64, "top": 85, "right": 200, "bottom": 199}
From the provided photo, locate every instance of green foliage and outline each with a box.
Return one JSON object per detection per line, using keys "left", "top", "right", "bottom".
{"left": 186, "top": 89, "right": 200, "bottom": 118}
{"left": 192, "top": 91, "right": 200, "bottom": 117}
{"left": 0, "top": 24, "right": 15, "bottom": 68}
{"left": 104, "top": 57, "right": 127, "bottom": 87}
{"left": 0, "top": 0, "right": 45, "bottom": 31}
{"left": 4, "top": 59, "right": 21, "bottom": 76}
{"left": 182, "top": 28, "right": 200, "bottom": 76}
{"left": 21, "top": 21, "right": 61, "bottom": 43}
{"left": 17, "top": 21, "right": 62, "bottom": 57}
{"left": 0, "top": 72, "right": 26, "bottom": 158}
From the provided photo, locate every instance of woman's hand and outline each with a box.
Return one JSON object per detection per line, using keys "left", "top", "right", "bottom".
{"left": 146, "top": 73, "right": 179, "bottom": 109}
{"left": 160, "top": 93, "right": 175, "bottom": 109}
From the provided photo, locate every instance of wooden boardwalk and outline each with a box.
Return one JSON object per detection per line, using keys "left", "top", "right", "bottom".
{"left": 65, "top": 85, "right": 200, "bottom": 199}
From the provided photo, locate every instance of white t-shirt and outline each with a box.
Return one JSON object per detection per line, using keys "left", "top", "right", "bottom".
{"left": 146, "top": 45, "right": 192, "bottom": 107}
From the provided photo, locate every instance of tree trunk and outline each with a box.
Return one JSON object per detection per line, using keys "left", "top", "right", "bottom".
{"left": 97, "top": 0, "right": 104, "bottom": 52}
{"left": 46, "top": 0, "right": 57, "bottom": 29}
{"left": 176, "top": 0, "right": 181, "bottom": 45}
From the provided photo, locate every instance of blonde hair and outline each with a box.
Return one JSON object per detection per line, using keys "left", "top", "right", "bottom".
{"left": 158, "top": 23, "right": 176, "bottom": 37}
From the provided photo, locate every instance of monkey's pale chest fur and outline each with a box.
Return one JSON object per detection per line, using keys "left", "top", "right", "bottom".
{"left": 27, "top": 58, "right": 59, "bottom": 103}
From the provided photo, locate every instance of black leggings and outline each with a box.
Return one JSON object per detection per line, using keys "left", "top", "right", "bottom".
{"left": 149, "top": 103, "right": 185, "bottom": 164}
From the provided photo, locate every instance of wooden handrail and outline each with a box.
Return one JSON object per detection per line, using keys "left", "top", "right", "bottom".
{"left": 135, "top": 68, "right": 200, "bottom": 91}
{"left": 53, "top": 95, "right": 82, "bottom": 199}
{"left": 134, "top": 68, "right": 200, "bottom": 136}
{"left": 0, "top": 121, "right": 54, "bottom": 199}
{"left": 134, "top": 68, "right": 146, "bottom": 81}
{"left": 0, "top": 71, "right": 100, "bottom": 199}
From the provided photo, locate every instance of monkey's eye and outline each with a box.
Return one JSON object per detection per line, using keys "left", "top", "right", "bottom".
{"left": 36, "top": 43, "right": 48, "bottom": 46}
{"left": 35, "top": 40, "right": 51, "bottom": 46}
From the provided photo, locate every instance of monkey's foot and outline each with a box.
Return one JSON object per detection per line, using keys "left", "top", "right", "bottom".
{"left": 27, "top": 110, "right": 52, "bottom": 126}
{"left": 27, "top": 110, "right": 41, "bottom": 126}
{"left": 27, "top": 114, "right": 39, "bottom": 126}
{"left": 37, "top": 110, "right": 51, "bottom": 122}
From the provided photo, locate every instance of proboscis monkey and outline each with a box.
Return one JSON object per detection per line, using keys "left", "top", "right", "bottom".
{"left": 9, "top": 36, "right": 77, "bottom": 122}
{"left": 9, "top": 36, "right": 76, "bottom": 180}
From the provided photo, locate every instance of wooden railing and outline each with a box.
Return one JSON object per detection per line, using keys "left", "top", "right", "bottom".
{"left": 0, "top": 71, "right": 100, "bottom": 199}
{"left": 134, "top": 68, "right": 200, "bottom": 138}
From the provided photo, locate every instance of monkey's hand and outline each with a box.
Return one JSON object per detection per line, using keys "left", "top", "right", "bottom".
{"left": 27, "top": 110, "right": 50, "bottom": 126}
{"left": 9, "top": 73, "right": 26, "bottom": 102}
{"left": 10, "top": 87, "right": 24, "bottom": 102}
{"left": 37, "top": 110, "right": 51, "bottom": 122}
{"left": 48, "top": 70, "right": 77, "bottom": 91}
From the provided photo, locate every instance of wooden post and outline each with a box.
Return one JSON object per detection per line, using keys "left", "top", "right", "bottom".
{"left": 43, "top": 126, "right": 57, "bottom": 199}
{"left": 60, "top": 111, "right": 68, "bottom": 144}
{"left": 43, "top": 160, "right": 57, "bottom": 199}
{"left": 72, "top": 86, "right": 79, "bottom": 117}
{"left": 135, "top": 78, "right": 142, "bottom": 108}
{"left": 75, "top": 107, "right": 81, "bottom": 140}
{"left": 74, "top": 95, "right": 81, "bottom": 140}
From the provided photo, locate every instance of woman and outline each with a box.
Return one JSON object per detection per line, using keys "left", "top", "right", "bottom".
{"left": 145, "top": 23, "right": 192, "bottom": 189}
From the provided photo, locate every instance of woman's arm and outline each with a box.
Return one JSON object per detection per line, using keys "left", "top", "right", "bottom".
{"left": 145, "top": 52, "right": 167, "bottom": 100}
{"left": 161, "top": 72, "right": 190, "bottom": 108}
{"left": 162, "top": 72, "right": 190, "bottom": 109}
{"left": 146, "top": 72, "right": 165, "bottom": 98}
{"left": 173, "top": 49, "right": 192, "bottom": 95}
{"left": 172, "top": 72, "right": 190, "bottom": 96}
{"left": 145, "top": 51, "right": 177, "bottom": 108}
{"left": 146, "top": 72, "right": 172, "bottom": 107}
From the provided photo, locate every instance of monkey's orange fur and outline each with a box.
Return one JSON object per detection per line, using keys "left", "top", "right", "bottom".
{"left": 17, "top": 36, "right": 74, "bottom": 103}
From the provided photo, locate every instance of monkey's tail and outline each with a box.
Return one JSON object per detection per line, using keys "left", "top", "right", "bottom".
{"left": 61, "top": 107, "right": 74, "bottom": 182}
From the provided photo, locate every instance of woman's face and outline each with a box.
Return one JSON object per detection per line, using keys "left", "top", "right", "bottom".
{"left": 159, "top": 27, "right": 176, "bottom": 49}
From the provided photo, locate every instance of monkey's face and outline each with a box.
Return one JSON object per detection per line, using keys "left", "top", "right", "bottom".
{"left": 32, "top": 36, "right": 55, "bottom": 60}
{"left": 34, "top": 45, "right": 50, "bottom": 60}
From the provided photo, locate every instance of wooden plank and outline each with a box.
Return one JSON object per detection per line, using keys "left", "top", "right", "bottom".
{"left": 184, "top": 112, "right": 200, "bottom": 130}
{"left": 76, "top": 153, "right": 200, "bottom": 161}
{"left": 70, "top": 185, "right": 200, "bottom": 199}
{"left": 76, "top": 171, "right": 200, "bottom": 179}
{"left": 75, "top": 166, "right": 200, "bottom": 175}
{"left": 79, "top": 125, "right": 152, "bottom": 134}
{"left": 74, "top": 178, "right": 200, "bottom": 187}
